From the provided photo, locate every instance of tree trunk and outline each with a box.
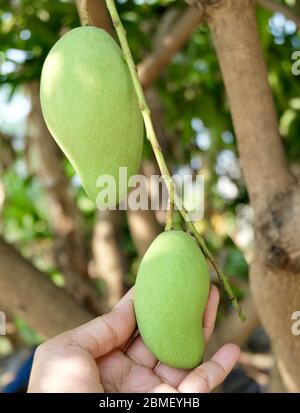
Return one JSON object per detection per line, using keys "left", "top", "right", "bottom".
{"left": 0, "top": 237, "right": 93, "bottom": 339}
{"left": 207, "top": 0, "right": 300, "bottom": 392}
{"left": 92, "top": 210, "right": 127, "bottom": 308}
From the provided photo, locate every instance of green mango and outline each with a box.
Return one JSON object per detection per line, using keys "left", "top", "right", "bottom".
{"left": 40, "top": 26, "right": 144, "bottom": 206}
{"left": 134, "top": 230, "right": 210, "bottom": 369}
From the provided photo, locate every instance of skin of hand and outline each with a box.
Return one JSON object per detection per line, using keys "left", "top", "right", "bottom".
{"left": 28, "top": 285, "right": 240, "bottom": 393}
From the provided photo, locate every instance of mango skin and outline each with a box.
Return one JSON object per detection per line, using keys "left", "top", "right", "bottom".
{"left": 40, "top": 26, "right": 144, "bottom": 206}
{"left": 134, "top": 230, "right": 210, "bottom": 369}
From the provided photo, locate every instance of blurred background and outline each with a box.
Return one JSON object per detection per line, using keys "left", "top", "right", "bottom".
{"left": 0, "top": 0, "right": 300, "bottom": 393}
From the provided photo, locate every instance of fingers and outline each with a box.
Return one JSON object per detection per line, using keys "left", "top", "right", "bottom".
{"left": 203, "top": 284, "right": 220, "bottom": 344}
{"left": 177, "top": 343, "right": 240, "bottom": 393}
{"left": 126, "top": 335, "right": 158, "bottom": 369}
{"left": 154, "top": 363, "right": 190, "bottom": 388}
{"left": 126, "top": 284, "right": 219, "bottom": 383}
{"left": 67, "top": 294, "right": 136, "bottom": 359}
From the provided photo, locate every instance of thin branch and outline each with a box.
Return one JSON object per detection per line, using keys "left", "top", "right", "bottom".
{"left": 165, "top": 191, "right": 174, "bottom": 231}
{"left": 105, "top": 0, "right": 245, "bottom": 321}
{"left": 138, "top": 7, "right": 205, "bottom": 88}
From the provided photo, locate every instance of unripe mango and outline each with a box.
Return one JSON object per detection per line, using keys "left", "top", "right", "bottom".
{"left": 134, "top": 230, "right": 210, "bottom": 369}
{"left": 40, "top": 26, "right": 144, "bottom": 206}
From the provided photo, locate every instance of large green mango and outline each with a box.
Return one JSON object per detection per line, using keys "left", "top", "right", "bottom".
{"left": 40, "top": 26, "right": 144, "bottom": 206}
{"left": 134, "top": 230, "right": 210, "bottom": 369}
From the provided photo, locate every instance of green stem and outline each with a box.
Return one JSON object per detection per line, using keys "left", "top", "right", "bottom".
{"left": 165, "top": 185, "right": 175, "bottom": 231}
{"left": 105, "top": 0, "right": 245, "bottom": 322}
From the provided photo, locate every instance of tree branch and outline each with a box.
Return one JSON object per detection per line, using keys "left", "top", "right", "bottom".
{"left": 138, "top": 6, "right": 205, "bottom": 88}
{"left": 0, "top": 237, "right": 93, "bottom": 339}
{"left": 76, "top": 1, "right": 206, "bottom": 89}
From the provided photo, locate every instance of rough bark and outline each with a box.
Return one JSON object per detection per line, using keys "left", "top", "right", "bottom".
{"left": 207, "top": 0, "right": 300, "bottom": 392}
{"left": 27, "top": 82, "right": 105, "bottom": 316}
{"left": 0, "top": 237, "right": 93, "bottom": 339}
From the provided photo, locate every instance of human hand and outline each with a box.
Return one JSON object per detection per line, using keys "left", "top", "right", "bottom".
{"left": 28, "top": 285, "right": 240, "bottom": 393}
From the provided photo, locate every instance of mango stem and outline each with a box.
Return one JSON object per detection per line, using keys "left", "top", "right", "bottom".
{"left": 78, "top": 0, "right": 90, "bottom": 26}
{"left": 105, "top": 0, "right": 246, "bottom": 322}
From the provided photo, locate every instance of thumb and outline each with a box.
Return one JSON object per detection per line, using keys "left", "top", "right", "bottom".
{"left": 68, "top": 289, "right": 136, "bottom": 359}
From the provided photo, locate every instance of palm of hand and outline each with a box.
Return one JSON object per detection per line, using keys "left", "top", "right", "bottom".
{"left": 28, "top": 286, "right": 240, "bottom": 393}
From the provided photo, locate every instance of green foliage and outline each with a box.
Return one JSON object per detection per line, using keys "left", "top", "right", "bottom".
{"left": 0, "top": 0, "right": 79, "bottom": 85}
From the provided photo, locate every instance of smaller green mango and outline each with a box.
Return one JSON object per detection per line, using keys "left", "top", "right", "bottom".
{"left": 134, "top": 230, "right": 210, "bottom": 369}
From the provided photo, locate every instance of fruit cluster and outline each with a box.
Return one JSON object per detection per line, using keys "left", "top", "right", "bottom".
{"left": 41, "top": 27, "right": 210, "bottom": 369}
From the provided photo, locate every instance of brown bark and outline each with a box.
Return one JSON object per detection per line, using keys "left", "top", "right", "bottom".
{"left": 0, "top": 237, "right": 93, "bottom": 339}
{"left": 27, "top": 82, "right": 105, "bottom": 316}
{"left": 138, "top": 7, "right": 205, "bottom": 88}
{"left": 92, "top": 210, "right": 127, "bottom": 308}
{"left": 127, "top": 209, "right": 161, "bottom": 258}
{"left": 75, "top": 0, "right": 114, "bottom": 35}
{"left": 0, "top": 133, "right": 15, "bottom": 174}
{"left": 207, "top": 0, "right": 300, "bottom": 392}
